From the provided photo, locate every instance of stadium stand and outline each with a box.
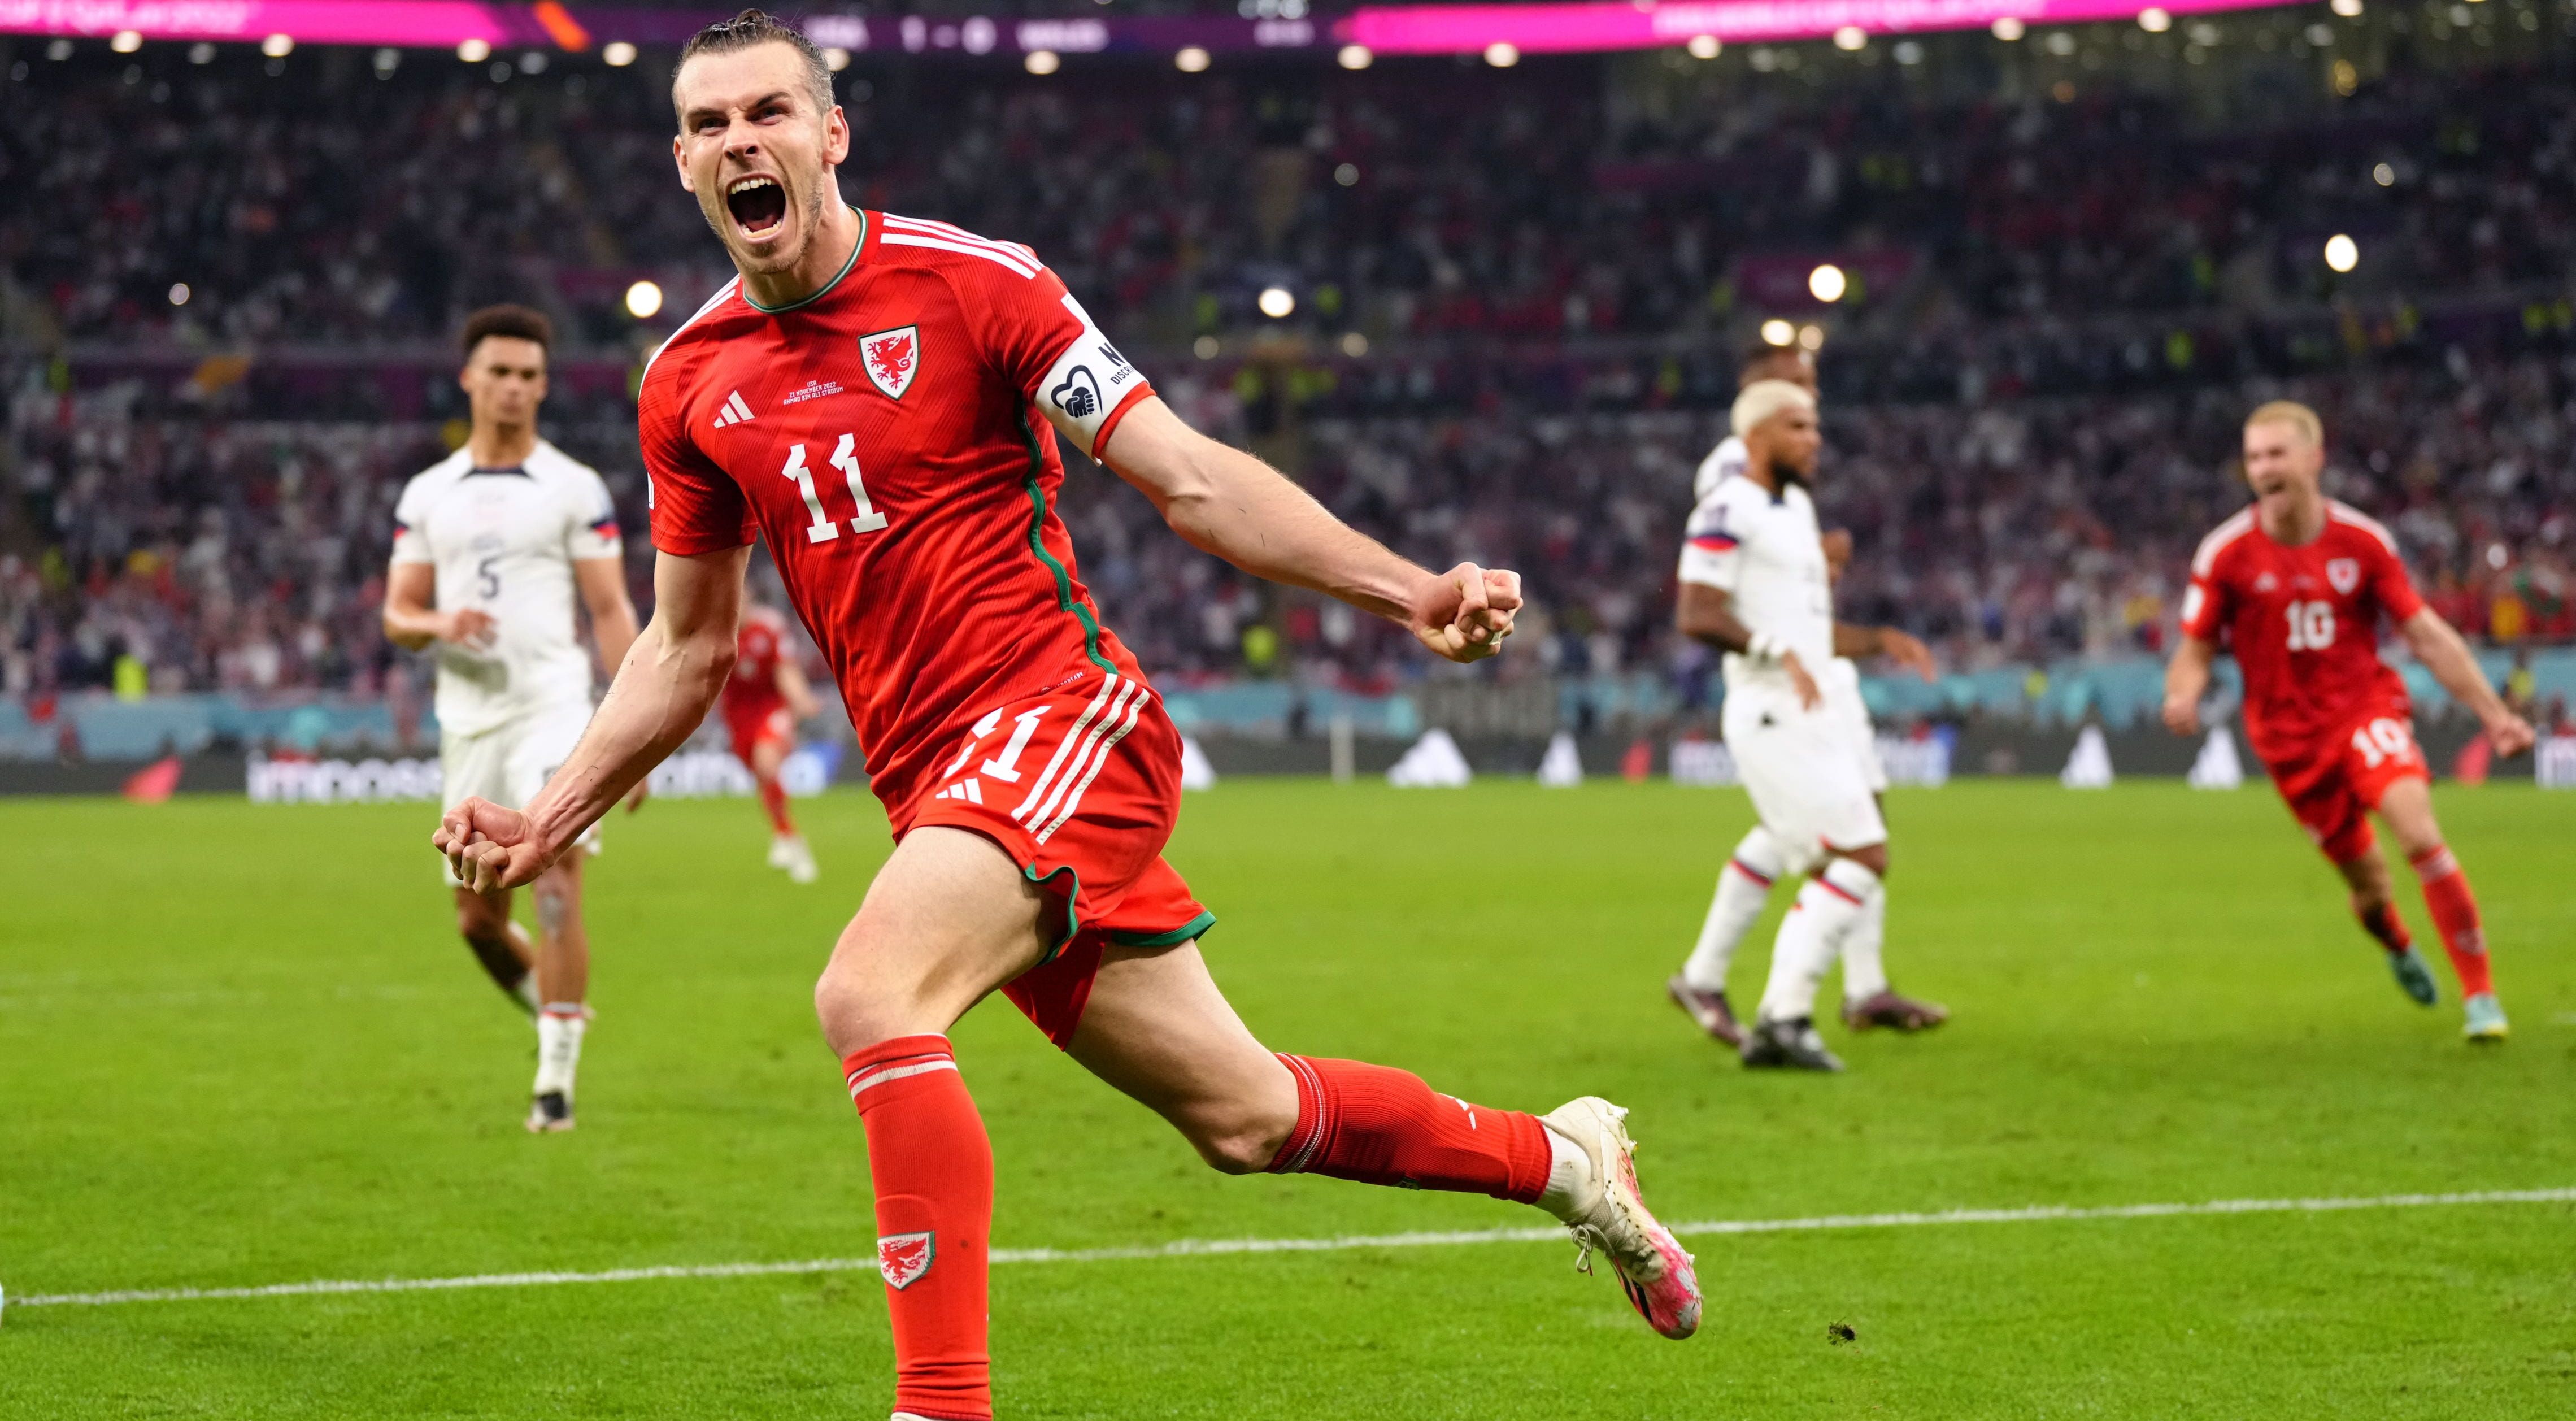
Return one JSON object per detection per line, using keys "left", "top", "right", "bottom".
{"left": 3, "top": 32, "right": 2571, "bottom": 749}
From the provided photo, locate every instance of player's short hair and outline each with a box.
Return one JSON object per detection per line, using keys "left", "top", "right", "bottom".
{"left": 1731, "top": 379, "right": 1816, "bottom": 439}
{"left": 459, "top": 304, "right": 552, "bottom": 361}
{"left": 1737, "top": 345, "right": 1813, "bottom": 386}
{"left": 673, "top": 9, "right": 835, "bottom": 124}
{"left": 2244, "top": 399, "right": 2323, "bottom": 446}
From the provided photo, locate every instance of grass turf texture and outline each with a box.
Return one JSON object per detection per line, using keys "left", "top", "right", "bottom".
{"left": 1, "top": 780, "right": 2570, "bottom": 1418}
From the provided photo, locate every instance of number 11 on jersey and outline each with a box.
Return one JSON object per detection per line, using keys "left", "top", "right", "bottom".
{"left": 781, "top": 434, "right": 890, "bottom": 542}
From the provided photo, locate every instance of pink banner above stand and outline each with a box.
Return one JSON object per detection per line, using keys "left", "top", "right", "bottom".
{"left": 1346, "top": 0, "right": 2295, "bottom": 54}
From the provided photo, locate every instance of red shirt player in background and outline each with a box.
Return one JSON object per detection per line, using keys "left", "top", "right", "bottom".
{"left": 437, "top": 15, "right": 1702, "bottom": 1418}
{"left": 724, "top": 597, "right": 822, "bottom": 882}
{"left": 2164, "top": 401, "right": 2534, "bottom": 1043}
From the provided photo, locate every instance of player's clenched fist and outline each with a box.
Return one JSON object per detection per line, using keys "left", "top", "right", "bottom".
{"left": 434, "top": 796, "right": 553, "bottom": 892}
{"left": 1410, "top": 562, "right": 1522, "bottom": 663}
{"left": 2161, "top": 691, "right": 2201, "bottom": 738}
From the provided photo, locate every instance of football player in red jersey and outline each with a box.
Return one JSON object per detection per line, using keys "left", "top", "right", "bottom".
{"left": 725, "top": 597, "right": 822, "bottom": 881}
{"left": 2164, "top": 402, "right": 2534, "bottom": 1042}
{"left": 437, "top": 14, "right": 1702, "bottom": 1417}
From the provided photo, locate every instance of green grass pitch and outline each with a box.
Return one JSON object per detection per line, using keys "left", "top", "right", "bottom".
{"left": 2, "top": 779, "right": 2570, "bottom": 1418}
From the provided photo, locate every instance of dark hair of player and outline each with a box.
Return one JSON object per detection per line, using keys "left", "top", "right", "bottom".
{"left": 674, "top": 9, "right": 835, "bottom": 121}
{"left": 1737, "top": 344, "right": 1813, "bottom": 386}
{"left": 459, "top": 304, "right": 552, "bottom": 360}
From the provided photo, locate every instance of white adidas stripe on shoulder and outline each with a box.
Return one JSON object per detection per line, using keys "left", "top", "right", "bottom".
{"left": 878, "top": 215, "right": 1042, "bottom": 278}
{"left": 2326, "top": 501, "right": 2401, "bottom": 554}
{"left": 640, "top": 277, "right": 743, "bottom": 385}
{"left": 2191, "top": 507, "right": 2259, "bottom": 577}
{"left": 882, "top": 214, "right": 1038, "bottom": 263}
{"left": 877, "top": 232, "right": 1042, "bottom": 279}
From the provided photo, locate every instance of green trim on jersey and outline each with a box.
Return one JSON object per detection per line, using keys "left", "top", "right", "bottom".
{"left": 742, "top": 208, "right": 868, "bottom": 315}
{"left": 1108, "top": 911, "right": 1217, "bottom": 950}
{"left": 1016, "top": 411, "right": 1119, "bottom": 676}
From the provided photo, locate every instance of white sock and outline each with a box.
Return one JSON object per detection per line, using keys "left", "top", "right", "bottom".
{"left": 1840, "top": 887, "right": 1890, "bottom": 1002}
{"left": 1757, "top": 859, "right": 1882, "bottom": 1023}
{"left": 1535, "top": 1124, "right": 1594, "bottom": 1223}
{"left": 533, "top": 1005, "right": 586, "bottom": 1100}
{"left": 1680, "top": 827, "right": 1785, "bottom": 991}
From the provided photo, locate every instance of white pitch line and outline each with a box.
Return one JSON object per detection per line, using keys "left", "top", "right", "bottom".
{"left": 10, "top": 1187, "right": 2569, "bottom": 1311}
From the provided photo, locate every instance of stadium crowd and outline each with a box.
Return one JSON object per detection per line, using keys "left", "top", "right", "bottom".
{"left": 12, "top": 33, "right": 2576, "bottom": 347}
{"left": 4, "top": 36, "right": 2574, "bottom": 711}
{"left": 9, "top": 345, "right": 2569, "bottom": 701}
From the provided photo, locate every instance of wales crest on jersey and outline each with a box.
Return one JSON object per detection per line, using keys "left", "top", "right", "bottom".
{"left": 861, "top": 325, "right": 921, "bottom": 401}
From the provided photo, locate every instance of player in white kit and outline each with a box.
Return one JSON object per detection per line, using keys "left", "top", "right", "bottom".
{"left": 382, "top": 305, "right": 643, "bottom": 1131}
{"left": 1665, "top": 378, "right": 1938, "bottom": 1071}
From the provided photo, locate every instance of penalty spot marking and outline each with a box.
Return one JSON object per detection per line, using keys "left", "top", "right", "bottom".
{"left": 8, "top": 1186, "right": 2570, "bottom": 1313}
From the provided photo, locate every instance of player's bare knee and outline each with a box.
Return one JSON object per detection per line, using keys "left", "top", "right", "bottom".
{"left": 812, "top": 956, "right": 935, "bottom": 1057}
{"left": 1185, "top": 1109, "right": 1293, "bottom": 1175}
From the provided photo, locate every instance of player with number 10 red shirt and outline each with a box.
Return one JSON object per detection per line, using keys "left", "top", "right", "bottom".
{"left": 434, "top": 14, "right": 1702, "bottom": 1420}
{"left": 2164, "top": 401, "right": 2534, "bottom": 1043}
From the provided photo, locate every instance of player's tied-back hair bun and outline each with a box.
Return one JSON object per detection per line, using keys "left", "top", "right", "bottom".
{"left": 674, "top": 8, "right": 836, "bottom": 120}
{"left": 1731, "top": 379, "right": 1817, "bottom": 439}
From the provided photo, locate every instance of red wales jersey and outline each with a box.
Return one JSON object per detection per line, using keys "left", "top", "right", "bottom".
{"left": 723, "top": 605, "right": 791, "bottom": 721}
{"left": 642, "top": 211, "right": 1155, "bottom": 820}
{"left": 2180, "top": 500, "right": 2425, "bottom": 766}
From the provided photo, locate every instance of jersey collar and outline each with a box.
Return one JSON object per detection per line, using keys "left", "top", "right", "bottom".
{"left": 742, "top": 207, "right": 868, "bottom": 315}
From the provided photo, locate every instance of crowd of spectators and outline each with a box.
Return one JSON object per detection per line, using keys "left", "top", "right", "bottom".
{"left": 11, "top": 344, "right": 2567, "bottom": 703}
{"left": 4, "top": 32, "right": 2574, "bottom": 719}
{"left": 11, "top": 25, "right": 2576, "bottom": 350}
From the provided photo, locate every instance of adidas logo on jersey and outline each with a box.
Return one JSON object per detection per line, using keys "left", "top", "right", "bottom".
{"left": 711, "top": 390, "right": 756, "bottom": 428}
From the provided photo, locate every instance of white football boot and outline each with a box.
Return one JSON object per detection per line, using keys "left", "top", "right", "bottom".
{"left": 771, "top": 833, "right": 818, "bottom": 884}
{"left": 1539, "top": 1096, "right": 1702, "bottom": 1339}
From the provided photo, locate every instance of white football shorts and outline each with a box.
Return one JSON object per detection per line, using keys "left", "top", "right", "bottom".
{"left": 1721, "top": 679, "right": 1887, "bottom": 877}
{"left": 1820, "top": 658, "right": 1889, "bottom": 795}
{"left": 438, "top": 698, "right": 599, "bottom": 886}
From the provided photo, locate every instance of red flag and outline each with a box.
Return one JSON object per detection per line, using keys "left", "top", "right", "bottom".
{"left": 1621, "top": 737, "right": 1653, "bottom": 783}
{"left": 123, "top": 756, "right": 183, "bottom": 804}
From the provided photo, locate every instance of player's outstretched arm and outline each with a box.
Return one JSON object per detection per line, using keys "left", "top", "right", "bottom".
{"left": 437, "top": 546, "right": 749, "bottom": 890}
{"left": 2162, "top": 635, "right": 2217, "bottom": 736}
{"left": 2400, "top": 607, "right": 2535, "bottom": 755}
{"left": 1832, "top": 622, "right": 1938, "bottom": 681}
{"left": 381, "top": 562, "right": 494, "bottom": 652}
{"left": 1102, "top": 396, "right": 1516, "bottom": 663}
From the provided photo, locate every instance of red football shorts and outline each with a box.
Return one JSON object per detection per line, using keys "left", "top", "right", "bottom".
{"left": 900, "top": 668, "right": 1213, "bottom": 1049}
{"left": 2265, "top": 711, "right": 2430, "bottom": 864}
{"left": 725, "top": 699, "right": 794, "bottom": 766}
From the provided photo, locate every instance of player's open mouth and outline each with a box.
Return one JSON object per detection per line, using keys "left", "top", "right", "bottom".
{"left": 726, "top": 175, "right": 788, "bottom": 238}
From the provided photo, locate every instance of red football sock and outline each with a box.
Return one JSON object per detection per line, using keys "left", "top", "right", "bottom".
{"left": 759, "top": 776, "right": 795, "bottom": 836}
{"left": 2355, "top": 901, "right": 2413, "bottom": 955}
{"left": 1265, "top": 1055, "right": 1552, "bottom": 1205}
{"left": 2410, "top": 846, "right": 2493, "bottom": 999}
{"left": 843, "top": 1035, "right": 992, "bottom": 1421}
